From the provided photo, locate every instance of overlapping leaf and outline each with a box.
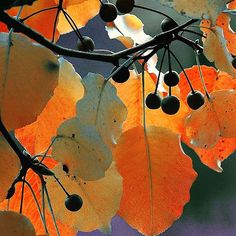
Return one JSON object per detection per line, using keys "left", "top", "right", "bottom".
{"left": 185, "top": 89, "right": 236, "bottom": 149}
{"left": 46, "top": 162, "right": 122, "bottom": 232}
{"left": 114, "top": 125, "right": 197, "bottom": 236}
{"left": 0, "top": 211, "right": 36, "bottom": 236}
{"left": 0, "top": 33, "right": 59, "bottom": 130}
{"left": 76, "top": 73, "right": 127, "bottom": 148}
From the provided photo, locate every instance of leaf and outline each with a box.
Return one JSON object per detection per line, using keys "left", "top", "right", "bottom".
{"left": 52, "top": 118, "right": 113, "bottom": 180}
{"left": 0, "top": 33, "right": 59, "bottom": 130}
{"left": 0, "top": 211, "right": 36, "bottom": 236}
{"left": 202, "top": 26, "right": 236, "bottom": 76}
{"left": 76, "top": 73, "right": 127, "bottom": 148}
{"left": 114, "top": 125, "right": 197, "bottom": 235}
{"left": 0, "top": 0, "right": 36, "bottom": 10}
{"left": 56, "top": 0, "right": 100, "bottom": 34}
{"left": 114, "top": 71, "right": 189, "bottom": 134}
{"left": 106, "top": 14, "right": 152, "bottom": 46}
{"left": 15, "top": 58, "right": 83, "bottom": 155}
{"left": 0, "top": 135, "right": 20, "bottom": 203}
{"left": 158, "top": 0, "right": 230, "bottom": 22}
{"left": 45, "top": 162, "right": 122, "bottom": 232}
{"left": 185, "top": 89, "right": 236, "bottom": 149}
{"left": 8, "top": 0, "right": 60, "bottom": 40}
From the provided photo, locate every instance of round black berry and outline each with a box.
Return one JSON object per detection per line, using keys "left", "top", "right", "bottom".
{"left": 164, "top": 71, "right": 180, "bottom": 87}
{"left": 145, "top": 93, "right": 161, "bottom": 109}
{"left": 232, "top": 57, "right": 236, "bottom": 69}
{"left": 112, "top": 66, "right": 130, "bottom": 83}
{"left": 6, "top": 186, "right": 15, "bottom": 199}
{"left": 116, "top": 0, "right": 134, "bottom": 13}
{"left": 65, "top": 194, "right": 83, "bottom": 212}
{"left": 77, "top": 36, "right": 95, "bottom": 52}
{"left": 161, "top": 18, "right": 178, "bottom": 32}
{"left": 99, "top": 3, "right": 118, "bottom": 22}
{"left": 161, "top": 95, "right": 180, "bottom": 115}
{"left": 187, "top": 91, "right": 205, "bottom": 110}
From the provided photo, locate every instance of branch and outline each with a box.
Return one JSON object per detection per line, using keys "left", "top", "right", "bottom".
{"left": 0, "top": 11, "right": 201, "bottom": 64}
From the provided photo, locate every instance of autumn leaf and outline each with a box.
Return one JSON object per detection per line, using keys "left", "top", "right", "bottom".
{"left": 185, "top": 89, "right": 236, "bottom": 149}
{"left": 76, "top": 73, "right": 127, "bottom": 148}
{"left": 0, "top": 33, "right": 59, "bottom": 130}
{"left": 45, "top": 162, "right": 122, "bottom": 233}
{"left": 0, "top": 211, "right": 36, "bottom": 236}
{"left": 202, "top": 26, "right": 236, "bottom": 76}
{"left": 114, "top": 125, "right": 197, "bottom": 236}
{"left": 52, "top": 117, "right": 112, "bottom": 181}
{"left": 0, "top": 136, "right": 20, "bottom": 203}
{"left": 158, "top": 0, "right": 231, "bottom": 22}
{"left": 15, "top": 58, "right": 83, "bottom": 155}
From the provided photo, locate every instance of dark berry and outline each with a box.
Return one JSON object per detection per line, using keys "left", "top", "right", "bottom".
{"left": 77, "top": 36, "right": 95, "bottom": 52}
{"left": 161, "top": 95, "right": 180, "bottom": 115}
{"left": 187, "top": 91, "right": 205, "bottom": 110}
{"left": 99, "top": 3, "right": 118, "bottom": 22}
{"left": 116, "top": 0, "right": 134, "bottom": 13}
{"left": 6, "top": 186, "right": 15, "bottom": 199}
{"left": 161, "top": 18, "right": 178, "bottom": 32}
{"left": 232, "top": 57, "right": 236, "bottom": 69}
{"left": 164, "top": 71, "right": 180, "bottom": 87}
{"left": 112, "top": 66, "right": 130, "bottom": 83}
{"left": 65, "top": 194, "right": 83, "bottom": 212}
{"left": 145, "top": 93, "right": 161, "bottom": 109}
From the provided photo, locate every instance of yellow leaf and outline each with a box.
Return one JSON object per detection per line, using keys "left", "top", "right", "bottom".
{"left": 45, "top": 162, "right": 122, "bottom": 232}
{"left": 0, "top": 33, "right": 59, "bottom": 130}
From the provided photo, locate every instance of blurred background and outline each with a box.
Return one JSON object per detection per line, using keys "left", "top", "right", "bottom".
{"left": 58, "top": 1, "right": 236, "bottom": 235}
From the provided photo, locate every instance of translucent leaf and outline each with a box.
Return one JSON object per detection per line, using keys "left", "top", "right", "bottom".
{"left": 114, "top": 71, "right": 188, "bottom": 134}
{"left": 158, "top": 0, "right": 230, "bottom": 22}
{"left": 186, "top": 90, "right": 236, "bottom": 148}
{"left": 0, "top": 136, "right": 20, "bottom": 203}
{"left": 216, "top": 13, "right": 236, "bottom": 55}
{"left": 202, "top": 27, "right": 236, "bottom": 76}
{"left": 52, "top": 118, "right": 112, "bottom": 180}
{"left": 15, "top": 58, "right": 83, "bottom": 154}
{"left": 76, "top": 73, "right": 127, "bottom": 148}
{"left": 0, "top": 33, "right": 59, "bottom": 130}
{"left": 106, "top": 14, "right": 152, "bottom": 46}
{"left": 114, "top": 126, "right": 197, "bottom": 235}
{"left": 8, "top": 0, "right": 60, "bottom": 40}
{"left": 45, "top": 162, "right": 122, "bottom": 232}
{"left": 57, "top": 0, "right": 100, "bottom": 34}
{"left": 0, "top": 211, "right": 36, "bottom": 236}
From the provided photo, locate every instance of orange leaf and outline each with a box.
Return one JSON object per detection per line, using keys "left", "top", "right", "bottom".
{"left": 114, "top": 125, "right": 197, "bottom": 235}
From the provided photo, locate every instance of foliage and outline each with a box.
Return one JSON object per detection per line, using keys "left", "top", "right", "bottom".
{"left": 0, "top": 0, "right": 236, "bottom": 236}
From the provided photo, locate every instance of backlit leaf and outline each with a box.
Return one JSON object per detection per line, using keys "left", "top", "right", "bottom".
{"left": 185, "top": 89, "right": 236, "bottom": 148}
{"left": 0, "top": 33, "right": 59, "bottom": 130}
{"left": 0, "top": 211, "right": 36, "bottom": 236}
{"left": 114, "top": 125, "right": 197, "bottom": 235}
{"left": 45, "top": 162, "right": 122, "bottom": 232}
{"left": 76, "top": 73, "right": 127, "bottom": 148}
{"left": 0, "top": 136, "right": 20, "bottom": 203}
{"left": 52, "top": 118, "right": 112, "bottom": 180}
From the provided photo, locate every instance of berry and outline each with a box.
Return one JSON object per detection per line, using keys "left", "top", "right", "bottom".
{"left": 112, "top": 66, "right": 130, "bottom": 83}
{"left": 6, "top": 186, "right": 15, "bottom": 199}
{"left": 77, "top": 36, "right": 95, "bottom": 52}
{"left": 161, "top": 18, "right": 178, "bottom": 32}
{"left": 164, "top": 71, "right": 180, "bottom": 87}
{"left": 232, "top": 57, "right": 236, "bottom": 69}
{"left": 65, "top": 194, "right": 83, "bottom": 212}
{"left": 187, "top": 91, "right": 205, "bottom": 110}
{"left": 116, "top": 0, "right": 134, "bottom": 13}
{"left": 161, "top": 95, "right": 180, "bottom": 115}
{"left": 145, "top": 93, "right": 161, "bottom": 109}
{"left": 99, "top": 3, "right": 118, "bottom": 22}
